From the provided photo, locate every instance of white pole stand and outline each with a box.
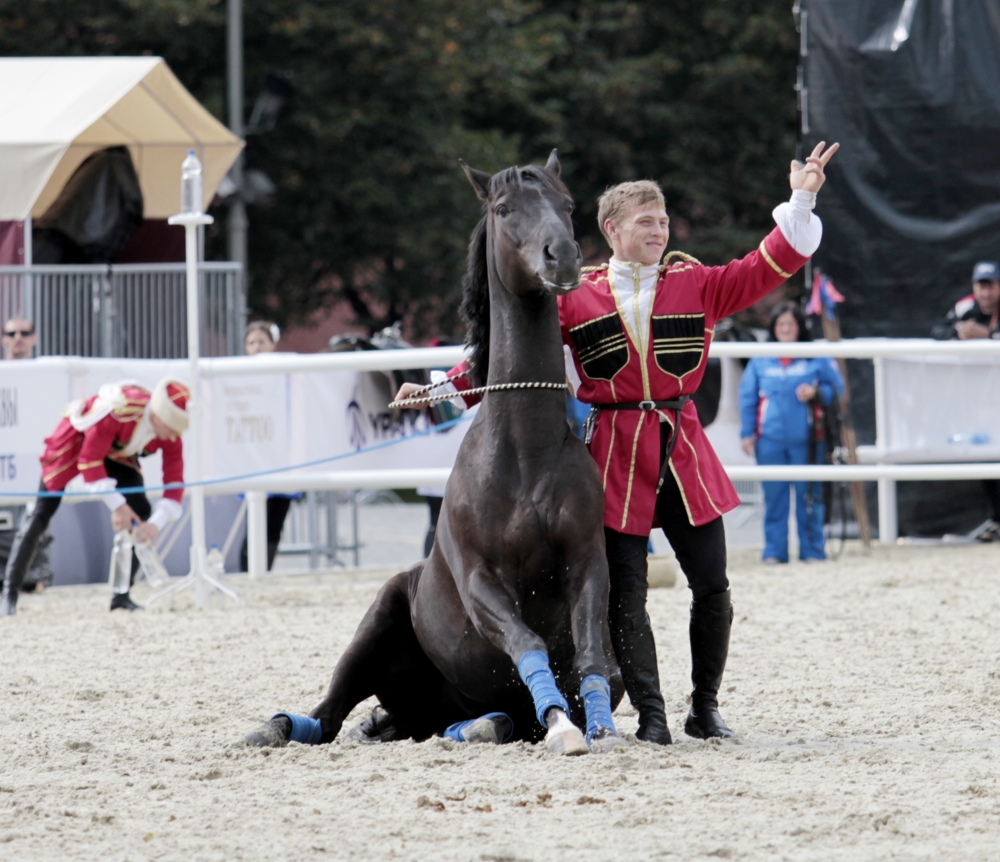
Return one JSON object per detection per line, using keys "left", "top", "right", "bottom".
{"left": 246, "top": 491, "right": 268, "bottom": 578}
{"left": 148, "top": 211, "right": 240, "bottom": 608}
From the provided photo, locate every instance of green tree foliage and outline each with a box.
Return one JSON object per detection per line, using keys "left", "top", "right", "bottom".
{"left": 0, "top": 0, "right": 799, "bottom": 336}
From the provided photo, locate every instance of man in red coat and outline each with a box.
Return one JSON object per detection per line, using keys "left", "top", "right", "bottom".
{"left": 1, "top": 378, "right": 190, "bottom": 616}
{"left": 399, "top": 142, "right": 838, "bottom": 743}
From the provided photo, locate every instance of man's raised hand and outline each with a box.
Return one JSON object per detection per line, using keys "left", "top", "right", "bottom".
{"left": 790, "top": 141, "right": 839, "bottom": 195}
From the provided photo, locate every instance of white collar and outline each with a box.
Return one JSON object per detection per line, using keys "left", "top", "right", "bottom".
{"left": 609, "top": 257, "right": 660, "bottom": 280}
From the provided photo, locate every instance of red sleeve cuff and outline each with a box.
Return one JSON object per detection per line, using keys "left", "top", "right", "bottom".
{"left": 759, "top": 227, "right": 810, "bottom": 280}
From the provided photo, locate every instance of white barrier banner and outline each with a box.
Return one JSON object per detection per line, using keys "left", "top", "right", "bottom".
{"left": 883, "top": 354, "right": 1000, "bottom": 462}
{"left": 0, "top": 357, "right": 470, "bottom": 500}
{"left": 0, "top": 361, "right": 71, "bottom": 493}
{"left": 209, "top": 374, "right": 291, "bottom": 477}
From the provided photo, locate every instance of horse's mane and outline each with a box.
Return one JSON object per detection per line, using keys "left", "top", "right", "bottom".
{"left": 459, "top": 165, "right": 568, "bottom": 386}
{"left": 459, "top": 215, "right": 490, "bottom": 386}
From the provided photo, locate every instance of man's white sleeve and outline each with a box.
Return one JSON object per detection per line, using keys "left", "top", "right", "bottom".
{"left": 563, "top": 345, "right": 582, "bottom": 397}
{"left": 64, "top": 474, "right": 126, "bottom": 512}
{"left": 147, "top": 498, "right": 183, "bottom": 531}
{"left": 428, "top": 369, "right": 467, "bottom": 409}
{"left": 772, "top": 189, "right": 823, "bottom": 257}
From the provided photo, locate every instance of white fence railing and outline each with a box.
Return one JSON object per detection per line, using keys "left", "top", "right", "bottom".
{"left": 207, "top": 338, "right": 999, "bottom": 571}
{"left": 2, "top": 339, "right": 997, "bottom": 574}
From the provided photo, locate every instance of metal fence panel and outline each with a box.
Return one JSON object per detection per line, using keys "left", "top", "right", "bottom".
{"left": 0, "top": 263, "right": 243, "bottom": 359}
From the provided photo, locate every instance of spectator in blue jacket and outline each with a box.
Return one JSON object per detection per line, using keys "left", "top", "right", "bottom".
{"left": 739, "top": 302, "right": 844, "bottom": 564}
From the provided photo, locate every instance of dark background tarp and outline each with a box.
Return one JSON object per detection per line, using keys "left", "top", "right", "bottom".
{"left": 804, "top": 0, "right": 1000, "bottom": 535}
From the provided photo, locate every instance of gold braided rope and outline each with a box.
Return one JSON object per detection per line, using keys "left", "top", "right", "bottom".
{"left": 389, "top": 381, "right": 568, "bottom": 409}
{"left": 662, "top": 250, "right": 703, "bottom": 266}
{"left": 580, "top": 251, "right": 702, "bottom": 277}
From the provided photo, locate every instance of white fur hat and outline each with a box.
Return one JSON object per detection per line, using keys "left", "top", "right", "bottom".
{"left": 149, "top": 378, "right": 190, "bottom": 434}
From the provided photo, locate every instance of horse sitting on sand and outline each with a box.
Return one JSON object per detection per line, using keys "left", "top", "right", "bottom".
{"left": 245, "top": 152, "right": 625, "bottom": 754}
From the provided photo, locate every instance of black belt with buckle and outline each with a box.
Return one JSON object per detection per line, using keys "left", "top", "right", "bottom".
{"left": 583, "top": 395, "right": 692, "bottom": 494}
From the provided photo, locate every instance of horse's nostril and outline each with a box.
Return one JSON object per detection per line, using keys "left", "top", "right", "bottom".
{"left": 543, "top": 244, "right": 557, "bottom": 261}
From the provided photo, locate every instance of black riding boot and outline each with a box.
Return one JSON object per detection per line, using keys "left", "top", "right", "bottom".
{"left": 1, "top": 514, "right": 49, "bottom": 616}
{"left": 610, "top": 608, "right": 672, "bottom": 745}
{"left": 684, "top": 589, "right": 736, "bottom": 739}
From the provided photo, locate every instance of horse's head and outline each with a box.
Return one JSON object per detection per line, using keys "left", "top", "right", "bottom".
{"left": 459, "top": 150, "right": 582, "bottom": 297}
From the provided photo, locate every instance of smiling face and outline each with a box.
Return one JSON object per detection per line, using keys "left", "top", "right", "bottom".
{"left": 605, "top": 202, "right": 670, "bottom": 266}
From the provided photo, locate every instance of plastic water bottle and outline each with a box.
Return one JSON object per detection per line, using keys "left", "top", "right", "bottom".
{"left": 181, "top": 150, "right": 203, "bottom": 215}
{"left": 948, "top": 433, "right": 992, "bottom": 445}
{"left": 206, "top": 544, "right": 225, "bottom": 582}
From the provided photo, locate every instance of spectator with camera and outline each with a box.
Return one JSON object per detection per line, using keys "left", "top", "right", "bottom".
{"left": 932, "top": 261, "right": 1000, "bottom": 540}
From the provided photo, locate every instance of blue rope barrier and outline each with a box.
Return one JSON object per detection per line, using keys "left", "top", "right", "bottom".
{"left": 2, "top": 413, "right": 473, "bottom": 500}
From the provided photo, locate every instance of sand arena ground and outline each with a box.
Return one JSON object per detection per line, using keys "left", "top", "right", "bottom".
{"left": 1, "top": 542, "right": 998, "bottom": 861}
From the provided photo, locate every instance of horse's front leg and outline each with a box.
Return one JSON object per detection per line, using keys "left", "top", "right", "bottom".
{"left": 564, "top": 540, "right": 628, "bottom": 752}
{"left": 465, "top": 566, "right": 589, "bottom": 755}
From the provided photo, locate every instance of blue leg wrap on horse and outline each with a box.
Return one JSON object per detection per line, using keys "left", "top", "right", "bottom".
{"left": 443, "top": 712, "right": 514, "bottom": 743}
{"left": 580, "top": 675, "right": 617, "bottom": 743}
{"left": 517, "top": 650, "right": 570, "bottom": 727}
{"left": 272, "top": 713, "right": 323, "bottom": 745}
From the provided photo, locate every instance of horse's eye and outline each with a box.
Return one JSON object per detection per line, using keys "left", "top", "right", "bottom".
{"left": 495, "top": 204, "right": 509, "bottom": 217}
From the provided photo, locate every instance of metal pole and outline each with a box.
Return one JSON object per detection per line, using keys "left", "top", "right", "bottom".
{"left": 227, "top": 0, "right": 248, "bottom": 286}
{"left": 168, "top": 211, "right": 216, "bottom": 605}
{"left": 873, "top": 356, "right": 898, "bottom": 544}
{"left": 246, "top": 490, "right": 267, "bottom": 577}
{"left": 22, "top": 214, "right": 33, "bottom": 343}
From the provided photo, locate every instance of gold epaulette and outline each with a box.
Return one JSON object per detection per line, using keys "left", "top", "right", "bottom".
{"left": 580, "top": 264, "right": 609, "bottom": 274}
{"left": 660, "top": 251, "right": 702, "bottom": 272}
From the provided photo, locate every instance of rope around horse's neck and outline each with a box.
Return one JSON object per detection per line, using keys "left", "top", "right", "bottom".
{"left": 389, "top": 379, "right": 567, "bottom": 408}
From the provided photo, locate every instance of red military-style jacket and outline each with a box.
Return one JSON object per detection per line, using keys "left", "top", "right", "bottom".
{"left": 449, "top": 225, "right": 809, "bottom": 535}
{"left": 40, "top": 384, "right": 184, "bottom": 504}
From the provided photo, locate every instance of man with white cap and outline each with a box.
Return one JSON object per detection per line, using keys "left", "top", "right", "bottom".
{"left": 1, "top": 378, "right": 190, "bottom": 615}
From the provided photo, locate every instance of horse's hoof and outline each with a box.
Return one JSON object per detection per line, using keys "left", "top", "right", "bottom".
{"left": 545, "top": 725, "right": 588, "bottom": 756}
{"left": 588, "top": 726, "right": 628, "bottom": 754}
{"left": 344, "top": 706, "right": 404, "bottom": 745}
{"left": 244, "top": 716, "right": 291, "bottom": 748}
{"left": 454, "top": 713, "right": 513, "bottom": 745}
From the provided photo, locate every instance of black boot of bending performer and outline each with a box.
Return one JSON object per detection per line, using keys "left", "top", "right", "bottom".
{"left": 2, "top": 504, "right": 54, "bottom": 616}
{"left": 684, "top": 589, "right": 736, "bottom": 739}
{"left": 110, "top": 553, "right": 143, "bottom": 612}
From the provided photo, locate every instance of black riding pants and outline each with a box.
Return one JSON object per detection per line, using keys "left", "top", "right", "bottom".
{"left": 606, "top": 422, "right": 729, "bottom": 620}
{"left": 3, "top": 460, "right": 148, "bottom": 588}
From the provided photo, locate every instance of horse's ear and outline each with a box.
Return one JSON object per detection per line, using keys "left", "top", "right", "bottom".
{"left": 459, "top": 159, "right": 492, "bottom": 202}
{"left": 544, "top": 149, "right": 561, "bottom": 179}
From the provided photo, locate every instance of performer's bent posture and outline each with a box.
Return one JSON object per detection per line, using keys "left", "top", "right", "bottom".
{"left": 1, "top": 379, "right": 190, "bottom": 616}
{"left": 399, "top": 141, "right": 838, "bottom": 743}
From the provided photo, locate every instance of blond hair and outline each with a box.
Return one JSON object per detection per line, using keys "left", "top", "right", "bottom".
{"left": 596, "top": 180, "right": 666, "bottom": 245}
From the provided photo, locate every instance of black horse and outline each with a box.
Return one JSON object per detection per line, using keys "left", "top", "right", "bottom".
{"left": 246, "top": 152, "right": 625, "bottom": 754}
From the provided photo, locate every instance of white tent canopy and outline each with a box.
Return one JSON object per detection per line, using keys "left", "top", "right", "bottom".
{"left": 0, "top": 57, "right": 243, "bottom": 221}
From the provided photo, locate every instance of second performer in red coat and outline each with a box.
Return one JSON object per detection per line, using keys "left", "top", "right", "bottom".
{"left": 1, "top": 378, "right": 190, "bottom": 616}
